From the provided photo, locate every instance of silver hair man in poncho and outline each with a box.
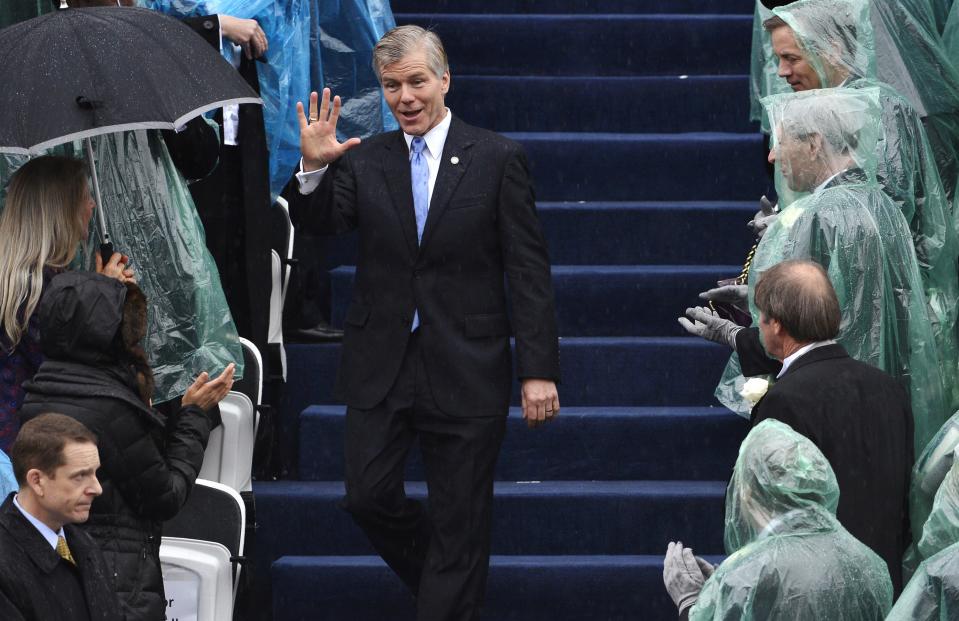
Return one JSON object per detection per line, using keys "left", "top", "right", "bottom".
{"left": 664, "top": 419, "right": 892, "bottom": 619}
{"left": 715, "top": 87, "right": 949, "bottom": 456}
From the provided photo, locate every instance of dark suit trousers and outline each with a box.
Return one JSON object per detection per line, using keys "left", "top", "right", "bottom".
{"left": 342, "top": 332, "right": 506, "bottom": 621}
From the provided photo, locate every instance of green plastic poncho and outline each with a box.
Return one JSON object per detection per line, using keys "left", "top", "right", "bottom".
{"left": 688, "top": 420, "right": 893, "bottom": 620}
{"left": 907, "top": 412, "right": 959, "bottom": 569}
{"left": 887, "top": 541, "right": 959, "bottom": 620}
{"left": 716, "top": 88, "right": 950, "bottom": 456}
{"left": 1, "top": 131, "right": 243, "bottom": 404}
{"left": 0, "top": 1, "right": 50, "bottom": 29}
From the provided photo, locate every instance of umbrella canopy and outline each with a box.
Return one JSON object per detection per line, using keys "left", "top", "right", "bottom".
{"left": 0, "top": 5, "right": 260, "bottom": 155}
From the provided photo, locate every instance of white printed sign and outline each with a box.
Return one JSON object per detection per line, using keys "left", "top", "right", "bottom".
{"left": 162, "top": 565, "right": 200, "bottom": 621}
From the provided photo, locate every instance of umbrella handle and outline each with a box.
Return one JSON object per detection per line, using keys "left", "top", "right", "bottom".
{"left": 99, "top": 241, "right": 115, "bottom": 266}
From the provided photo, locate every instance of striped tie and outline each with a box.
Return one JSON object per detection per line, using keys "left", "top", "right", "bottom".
{"left": 410, "top": 136, "right": 430, "bottom": 332}
{"left": 56, "top": 535, "right": 76, "bottom": 566}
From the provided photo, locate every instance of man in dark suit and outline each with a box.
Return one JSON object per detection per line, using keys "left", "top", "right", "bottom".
{"left": 733, "top": 260, "right": 913, "bottom": 593}
{"left": 286, "top": 24, "right": 561, "bottom": 620}
{"left": 0, "top": 413, "right": 120, "bottom": 620}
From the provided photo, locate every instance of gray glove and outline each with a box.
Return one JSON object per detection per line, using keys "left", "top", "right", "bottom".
{"left": 695, "top": 556, "right": 715, "bottom": 579}
{"left": 663, "top": 541, "right": 706, "bottom": 614}
{"left": 699, "top": 284, "right": 749, "bottom": 314}
{"left": 747, "top": 195, "right": 779, "bottom": 239}
{"left": 678, "top": 306, "right": 742, "bottom": 349}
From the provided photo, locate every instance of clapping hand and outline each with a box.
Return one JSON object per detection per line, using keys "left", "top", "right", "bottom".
{"left": 699, "top": 284, "right": 748, "bottom": 314}
{"left": 663, "top": 541, "right": 707, "bottom": 614}
{"left": 297, "top": 89, "right": 362, "bottom": 172}
{"left": 678, "top": 306, "right": 742, "bottom": 350}
{"left": 182, "top": 363, "right": 236, "bottom": 411}
{"left": 748, "top": 195, "right": 779, "bottom": 240}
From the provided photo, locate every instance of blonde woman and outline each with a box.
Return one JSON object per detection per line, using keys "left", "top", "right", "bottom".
{"left": 0, "top": 155, "right": 132, "bottom": 451}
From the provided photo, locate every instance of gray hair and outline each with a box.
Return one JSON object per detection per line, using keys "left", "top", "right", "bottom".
{"left": 754, "top": 260, "right": 841, "bottom": 343}
{"left": 373, "top": 25, "right": 449, "bottom": 80}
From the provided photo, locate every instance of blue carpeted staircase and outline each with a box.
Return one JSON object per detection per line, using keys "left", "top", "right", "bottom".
{"left": 255, "top": 2, "right": 763, "bottom": 619}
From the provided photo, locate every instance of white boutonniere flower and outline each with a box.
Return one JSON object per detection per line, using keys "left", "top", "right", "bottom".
{"left": 740, "top": 377, "right": 770, "bottom": 406}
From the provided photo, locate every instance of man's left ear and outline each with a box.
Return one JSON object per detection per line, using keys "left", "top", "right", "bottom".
{"left": 441, "top": 71, "right": 450, "bottom": 95}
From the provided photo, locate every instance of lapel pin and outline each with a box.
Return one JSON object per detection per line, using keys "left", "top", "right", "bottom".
{"left": 450, "top": 156, "right": 460, "bottom": 165}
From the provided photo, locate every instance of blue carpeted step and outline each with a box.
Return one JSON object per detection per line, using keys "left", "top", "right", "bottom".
{"left": 448, "top": 75, "right": 754, "bottom": 133}
{"left": 509, "top": 132, "right": 767, "bottom": 202}
{"left": 327, "top": 201, "right": 759, "bottom": 268}
{"left": 395, "top": 14, "right": 752, "bottom": 76}
{"left": 279, "top": 338, "right": 733, "bottom": 470}
{"left": 329, "top": 265, "right": 742, "bottom": 336}
{"left": 298, "top": 406, "right": 747, "bottom": 481}
{"left": 394, "top": 0, "right": 753, "bottom": 13}
{"left": 255, "top": 480, "right": 728, "bottom": 558}
{"left": 271, "top": 554, "right": 724, "bottom": 621}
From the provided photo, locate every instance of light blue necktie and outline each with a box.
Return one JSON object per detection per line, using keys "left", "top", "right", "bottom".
{"left": 410, "top": 136, "right": 429, "bottom": 331}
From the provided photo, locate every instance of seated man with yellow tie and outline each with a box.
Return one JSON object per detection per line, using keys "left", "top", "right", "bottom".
{"left": 0, "top": 414, "right": 120, "bottom": 621}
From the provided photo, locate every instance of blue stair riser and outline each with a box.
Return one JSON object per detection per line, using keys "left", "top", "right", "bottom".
{"left": 271, "top": 555, "right": 721, "bottom": 621}
{"left": 254, "top": 481, "right": 728, "bottom": 557}
{"left": 298, "top": 406, "right": 748, "bottom": 481}
{"left": 330, "top": 264, "right": 744, "bottom": 337}
{"left": 509, "top": 132, "right": 768, "bottom": 201}
{"left": 448, "top": 75, "right": 755, "bottom": 134}
{"left": 393, "top": 0, "right": 754, "bottom": 14}
{"left": 281, "top": 337, "right": 733, "bottom": 445}
{"left": 326, "top": 202, "right": 759, "bottom": 268}
{"left": 395, "top": 14, "right": 753, "bottom": 76}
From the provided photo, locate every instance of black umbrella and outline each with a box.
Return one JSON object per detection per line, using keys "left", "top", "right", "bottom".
{"left": 0, "top": 5, "right": 259, "bottom": 154}
{"left": 0, "top": 4, "right": 260, "bottom": 251}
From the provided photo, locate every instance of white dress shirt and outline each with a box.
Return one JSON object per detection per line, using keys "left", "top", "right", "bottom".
{"left": 13, "top": 494, "right": 64, "bottom": 551}
{"left": 777, "top": 340, "right": 836, "bottom": 378}
{"left": 296, "top": 108, "right": 454, "bottom": 204}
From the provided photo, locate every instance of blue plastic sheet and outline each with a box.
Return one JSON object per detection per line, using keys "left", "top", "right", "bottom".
{"left": 0, "top": 450, "right": 15, "bottom": 500}
{"left": 142, "top": 0, "right": 395, "bottom": 197}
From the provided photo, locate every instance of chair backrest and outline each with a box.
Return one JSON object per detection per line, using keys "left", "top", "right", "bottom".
{"left": 233, "top": 337, "right": 263, "bottom": 409}
{"left": 267, "top": 249, "right": 287, "bottom": 380}
{"left": 164, "top": 479, "right": 246, "bottom": 557}
{"left": 160, "top": 537, "right": 234, "bottom": 621}
{"left": 198, "top": 392, "right": 256, "bottom": 492}
{"left": 273, "top": 195, "right": 295, "bottom": 300}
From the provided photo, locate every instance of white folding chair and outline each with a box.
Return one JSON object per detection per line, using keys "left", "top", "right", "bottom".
{"left": 199, "top": 391, "right": 255, "bottom": 493}
{"left": 160, "top": 537, "right": 234, "bottom": 621}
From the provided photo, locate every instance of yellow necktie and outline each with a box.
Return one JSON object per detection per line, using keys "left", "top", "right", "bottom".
{"left": 56, "top": 535, "right": 76, "bottom": 566}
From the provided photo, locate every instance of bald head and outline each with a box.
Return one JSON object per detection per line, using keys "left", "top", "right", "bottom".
{"left": 754, "top": 260, "right": 840, "bottom": 343}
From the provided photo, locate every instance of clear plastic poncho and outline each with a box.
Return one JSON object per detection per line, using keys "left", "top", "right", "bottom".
{"left": 689, "top": 420, "right": 893, "bottom": 620}
{"left": 886, "top": 541, "right": 959, "bottom": 620}
{"left": 141, "top": 0, "right": 396, "bottom": 198}
{"left": 0, "top": 131, "right": 243, "bottom": 404}
{"left": 716, "top": 88, "right": 950, "bottom": 456}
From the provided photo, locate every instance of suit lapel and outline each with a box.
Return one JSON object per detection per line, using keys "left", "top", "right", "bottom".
{"left": 419, "top": 118, "right": 474, "bottom": 252}
{"left": 382, "top": 132, "right": 419, "bottom": 257}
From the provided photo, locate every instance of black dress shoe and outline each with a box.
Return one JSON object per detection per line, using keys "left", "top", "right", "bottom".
{"left": 286, "top": 322, "right": 344, "bottom": 343}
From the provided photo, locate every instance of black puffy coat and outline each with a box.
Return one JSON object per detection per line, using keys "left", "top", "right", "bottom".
{"left": 19, "top": 272, "right": 220, "bottom": 621}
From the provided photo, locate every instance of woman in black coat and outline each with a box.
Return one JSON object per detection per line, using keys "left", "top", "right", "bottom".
{"left": 20, "top": 271, "right": 235, "bottom": 620}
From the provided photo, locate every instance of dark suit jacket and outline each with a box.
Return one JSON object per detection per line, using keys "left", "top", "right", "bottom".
{"left": 748, "top": 342, "right": 913, "bottom": 594}
{"left": 0, "top": 493, "right": 121, "bottom": 621}
{"left": 286, "top": 117, "right": 560, "bottom": 416}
